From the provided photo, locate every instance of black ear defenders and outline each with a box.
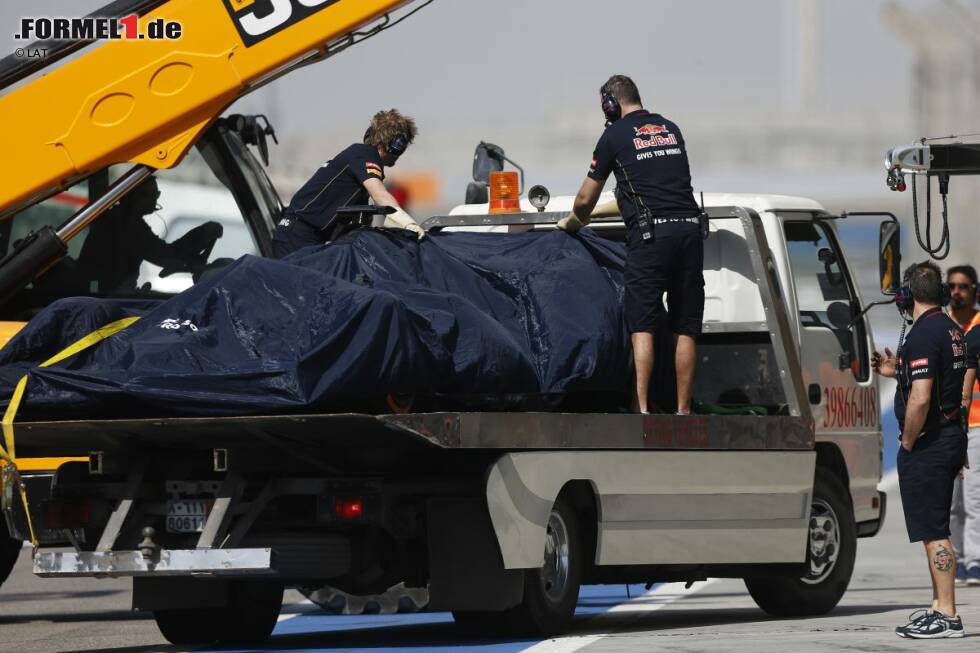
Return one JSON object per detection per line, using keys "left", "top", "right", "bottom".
{"left": 601, "top": 90, "right": 621, "bottom": 126}
{"left": 388, "top": 133, "right": 408, "bottom": 157}
{"left": 364, "top": 127, "right": 409, "bottom": 158}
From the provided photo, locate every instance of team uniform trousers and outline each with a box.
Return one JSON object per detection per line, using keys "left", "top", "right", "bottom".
{"left": 899, "top": 425, "right": 969, "bottom": 542}
{"left": 623, "top": 220, "right": 704, "bottom": 336}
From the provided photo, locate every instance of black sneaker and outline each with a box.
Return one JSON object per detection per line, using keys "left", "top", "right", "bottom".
{"left": 968, "top": 565, "right": 980, "bottom": 586}
{"left": 902, "top": 611, "right": 965, "bottom": 639}
{"left": 896, "top": 609, "right": 933, "bottom": 638}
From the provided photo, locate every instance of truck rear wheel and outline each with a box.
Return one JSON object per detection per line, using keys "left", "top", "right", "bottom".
{"left": 0, "top": 535, "right": 21, "bottom": 588}
{"left": 744, "top": 467, "right": 856, "bottom": 617}
{"left": 453, "top": 496, "right": 583, "bottom": 636}
{"left": 154, "top": 580, "right": 284, "bottom": 645}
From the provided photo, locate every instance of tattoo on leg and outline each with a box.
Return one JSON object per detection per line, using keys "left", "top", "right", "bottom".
{"left": 933, "top": 545, "right": 954, "bottom": 573}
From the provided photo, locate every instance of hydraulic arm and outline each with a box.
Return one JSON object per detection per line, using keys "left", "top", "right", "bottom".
{"left": 886, "top": 142, "right": 980, "bottom": 180}
{"left": 0, "top": 0, "right": 421, "bottom": 216}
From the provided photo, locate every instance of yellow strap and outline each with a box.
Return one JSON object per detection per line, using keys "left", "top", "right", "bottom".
{"left": 0, "top": 315, "right": 140, "bottom": 549}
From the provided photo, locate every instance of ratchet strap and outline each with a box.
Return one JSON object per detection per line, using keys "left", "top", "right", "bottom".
{"left": 0, "top": 315, "right": 140, "bottom": 549}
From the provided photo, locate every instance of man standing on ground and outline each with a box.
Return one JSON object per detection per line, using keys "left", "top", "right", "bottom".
{"left": 947, "top": 265, "right": 980, "bottom": 586}
{"left": 873, "top": 261, "right": 968, "bottom": 638}
{"left": 557, "top": 74, "right": 704, "bottom": 414}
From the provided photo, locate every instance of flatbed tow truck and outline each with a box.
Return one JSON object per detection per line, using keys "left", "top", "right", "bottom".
{"left": 8, "top": 193, "right": 892, "bottom": 644}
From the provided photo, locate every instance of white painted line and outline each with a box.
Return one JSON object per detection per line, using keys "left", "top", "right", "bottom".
{"left": 520, "top": 580, "right": 718, "bottom": 653}
{"left": 881, "top": 467, "right": 899, "bottom": 492}
{"left": 277, "top": 597, "right": 318, "bottom": 621}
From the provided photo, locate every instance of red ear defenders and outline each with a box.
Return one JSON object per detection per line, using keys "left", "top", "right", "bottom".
{"left": 601, "top": 90, "right": 621, "bottom": 125}
{"left": 895, "top": 283, "right": 951, "bottom": 313}
{"left": 895, "top": 287, "right": 914, "bottom": 313}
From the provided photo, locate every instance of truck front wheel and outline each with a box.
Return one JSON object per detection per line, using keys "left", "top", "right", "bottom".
{"left": 153, "top": 580, "right": 284, "bottom": 645}
{"left": 744, "top": 467, "right": 856, "bottom": 616}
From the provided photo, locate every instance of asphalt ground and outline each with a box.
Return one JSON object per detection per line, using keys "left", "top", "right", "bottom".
{"left": 1, "top": 473, "right": 978, "bottom": 653}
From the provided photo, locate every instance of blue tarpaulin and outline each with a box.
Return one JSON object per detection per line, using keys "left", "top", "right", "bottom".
{"left": 0, "top": 229, "right": 646, "bottom": 421}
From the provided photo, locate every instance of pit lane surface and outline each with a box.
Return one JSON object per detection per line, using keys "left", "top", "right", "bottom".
{"left": 1, "top": 475, "right": 977, "bottom": 652}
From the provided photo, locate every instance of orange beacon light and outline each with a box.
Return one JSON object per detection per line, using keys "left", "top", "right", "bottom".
{"left": 489, "top": 171, "right": 521, "bottom": 214}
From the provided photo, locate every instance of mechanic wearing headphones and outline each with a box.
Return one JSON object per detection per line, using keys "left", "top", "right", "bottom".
{"left": 558, "top": 74, "right": 704, "bottom": 414}
{"left": 272, "top": 109, "right": 424, "bottom": 258}
{"left": 873, "top": 261, "right": 968, "bottom": 638}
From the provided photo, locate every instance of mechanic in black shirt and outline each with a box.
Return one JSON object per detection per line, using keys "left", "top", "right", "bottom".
{"left": 873, "top": 261, "right": 968, "bottom": 638}
{"left": 272, "top": 109, "right": 424, "bottom": 258}
{"left": 558, "top": 74, "right": 703, "bottom": 414}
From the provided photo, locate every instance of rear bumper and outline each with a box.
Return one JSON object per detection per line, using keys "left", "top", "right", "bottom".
{"left": 856, "top": 490, "right": 887, "bottom": 538}
{"left": 33, "top": 548, "right": 273, "bottom": 578}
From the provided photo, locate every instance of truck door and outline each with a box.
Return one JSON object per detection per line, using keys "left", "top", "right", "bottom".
{"left": 782, "top": 217, "right": 881, "bottom": 526}
{"left": 196, "top": 116, "right": 283, "bottom": 257}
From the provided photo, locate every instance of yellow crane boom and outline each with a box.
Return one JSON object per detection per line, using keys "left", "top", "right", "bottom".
{"left": 0, "top": 0, "right": 419, "bottom": 215}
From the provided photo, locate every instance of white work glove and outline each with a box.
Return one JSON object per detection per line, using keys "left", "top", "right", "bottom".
{"left": 556, "top": 213, "right": 585, "bottom": 234}
{"left": 383, "top": 207, "right": 426, "bottom": 241}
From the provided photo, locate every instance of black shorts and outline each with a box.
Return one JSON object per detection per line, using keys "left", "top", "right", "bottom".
{"left": 898, "top": 427, "right": 968, "bottom": 542}
{"left": 271, "top": 217, "right": 324, "bottom": 259}
{"left": 624, "top": 221, "right": 704, "bottom": 335}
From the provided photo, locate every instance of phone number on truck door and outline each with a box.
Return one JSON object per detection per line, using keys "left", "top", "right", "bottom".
{"left": 822, "top": 386, "right": 878, "bottom": 429}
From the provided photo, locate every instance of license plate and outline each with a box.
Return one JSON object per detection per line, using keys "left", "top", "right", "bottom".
{"left": 166, "top": 499, "right": 212, "bottom": 533}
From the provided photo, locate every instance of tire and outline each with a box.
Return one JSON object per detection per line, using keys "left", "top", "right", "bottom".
{"left": 453, "top": 496, "right": 583, "bottom": 637}
{"left": 0, "top": 535, "right": 21, "bottom": 588}
{"left": 154, "top": 580, "right": 284, "bottom": 645}
{"left": 745, "top": 466, "right": 856, "bottom": 617}
{"left": 451, "top": 609, "right": 516, "bottom": 634}
{"left": 154, "top": 608, "right": 220, "bottom": 646}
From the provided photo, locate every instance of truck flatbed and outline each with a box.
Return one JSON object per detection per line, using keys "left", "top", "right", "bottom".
{"left": 13, "top": 411, "right": 813, "bottom": 458}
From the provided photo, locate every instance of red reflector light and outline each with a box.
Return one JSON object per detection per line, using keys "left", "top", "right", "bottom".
{"left": 335, "top": 498, "right": 363, "bottom": 521}
{"left": 44, "top": 500, "right": 92, "bottom": 529}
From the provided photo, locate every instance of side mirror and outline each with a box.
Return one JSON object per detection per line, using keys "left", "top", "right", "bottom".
{"left": 473, "top": 142, "right": 506, "bottom": 184}
{"left": 228, "top": 114, "right": 279, "bottom": 167}
{"left": 879, "top": 220, "right": 901, "bottom": 295}
{"left": 826, "top": 301, "right": 853, "bottom": 330}
{"left": 465, "top": 181, "right": 489, "bottom": 205}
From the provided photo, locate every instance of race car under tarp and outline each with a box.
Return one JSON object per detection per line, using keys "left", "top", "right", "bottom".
{"left": 0, "top": 229, "right": 655, "bottom": 421}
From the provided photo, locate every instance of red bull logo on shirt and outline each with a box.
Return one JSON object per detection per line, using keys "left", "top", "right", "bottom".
{"left": 633, "top": 123, "right": 677, "bottom": 150}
